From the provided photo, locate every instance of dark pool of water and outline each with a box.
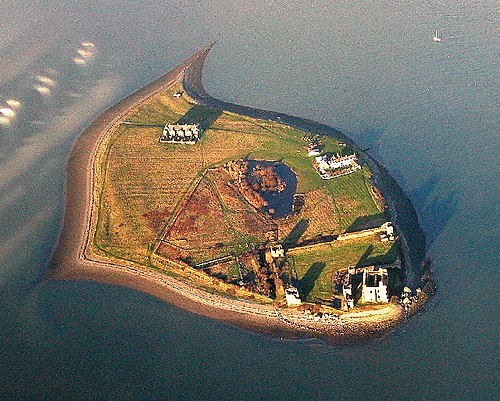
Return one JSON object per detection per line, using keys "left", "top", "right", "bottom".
{"left": 246, "top": 160, "right": 297, "bottom": 218}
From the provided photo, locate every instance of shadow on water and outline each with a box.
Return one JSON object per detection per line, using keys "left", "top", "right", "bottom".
{"left": 421, "top": 191, "right": 459, "bottom": 249}
{"left": 176, "top": 104, "right": 223, "bottom": 131}
{"left": 357, "top": 128, "right": 385, "bottom": 152}
{"left": 409, "top": 174, "right": 440, "bottom": 210}
{"left": 298, "top": 262, "right": 326, "bottom": 300}
{"left": 409, "top": 174, "right": 460, "bottom": 249}
{"left": 283, "top": 218, "right": 309, "bottom": 249}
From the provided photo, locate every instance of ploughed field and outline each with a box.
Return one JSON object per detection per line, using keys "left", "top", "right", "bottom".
{"left": 92, "top": 80, "right": 396, "bottom": 304}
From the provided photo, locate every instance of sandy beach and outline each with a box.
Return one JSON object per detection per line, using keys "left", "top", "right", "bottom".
{"left": 49, "top": 43, "right": 428, "bottom": 343}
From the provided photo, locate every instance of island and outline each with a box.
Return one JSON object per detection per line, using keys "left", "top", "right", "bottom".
{"left": 50, "top": 44, "right": 433, "bottom": 343}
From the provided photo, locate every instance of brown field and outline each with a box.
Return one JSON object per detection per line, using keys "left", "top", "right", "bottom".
{"left": 275, "top": 187, "right": 343, "bottom": 244}
{"left": 165, "top": 177, "right": 234, "bottom": 250}
{"left": 161, "top": 168, "right": 275, "bottom": 264}
{"left": 302, "top": 188, "right": 342, "bottom": 237}
{"left": 209, "top": 169, "right": 275, "bottom": 238}
{"left": 93, "top": 99, "right": 205, "bottom": 262}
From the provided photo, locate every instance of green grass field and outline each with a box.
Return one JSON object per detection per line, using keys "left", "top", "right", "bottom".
{"left": 289, "top": 236, "right": 398, "bottom": 302}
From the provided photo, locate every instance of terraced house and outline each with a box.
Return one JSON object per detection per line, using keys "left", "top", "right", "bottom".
{"left": 160, "top": 123, "right": 200, "bottom": 144}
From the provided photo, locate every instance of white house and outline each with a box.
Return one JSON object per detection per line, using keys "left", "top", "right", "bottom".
{"left": 269, "top": 244, "right": 285, "bottom": 258}
{"left": 381, "top": 222, "right": 395, "bottom": 242}
{"left": 160, "top": 124, "right": 200, "bottom": 144}
{"left": 315, "top": 155, "right": 330, "bottom": 170}
{"left": 328, "top": 153, "right": 358, "bottom": 170}
{"left": 308, "top": 147, "right": 321, "bottom": 157}
{"left": 315, "top": 153, "right": 359, "bottom": 172}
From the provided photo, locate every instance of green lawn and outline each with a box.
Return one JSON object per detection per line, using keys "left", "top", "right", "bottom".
{"left": 290, "top": 237, "right": 398, "bottom": 301}
{"left": 324, "top": 167, "right": 383, "bottom": 231}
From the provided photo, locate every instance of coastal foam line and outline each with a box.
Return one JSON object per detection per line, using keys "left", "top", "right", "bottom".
{"left": 49, "top": 43, "right": 426, "bottom": 343}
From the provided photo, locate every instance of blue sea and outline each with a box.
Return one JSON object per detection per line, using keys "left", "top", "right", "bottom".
{"left": 0, "top": 1, "right": 497, "bottom": 399}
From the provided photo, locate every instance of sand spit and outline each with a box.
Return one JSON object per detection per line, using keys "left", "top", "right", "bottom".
{"left": 49, "top": 43, "right": 427, "bottom": 343}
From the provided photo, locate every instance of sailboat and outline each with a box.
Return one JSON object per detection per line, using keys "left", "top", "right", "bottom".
{"left": 433, "top": 30, "right": 442, "bottom": 42}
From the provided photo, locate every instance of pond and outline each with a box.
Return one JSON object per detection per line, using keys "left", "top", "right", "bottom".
{"left": 246, "top": 160, "right": 297, "bottom": 218}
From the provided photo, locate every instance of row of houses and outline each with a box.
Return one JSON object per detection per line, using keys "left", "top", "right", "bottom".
{"left": 305, "top": 135, "right": 361, "bottom": 180}
{"left": 315, "top": 153, "right": 360, "bottom": 172}
{"left": 159, "top": 124, "right": 200, "bottom": 144}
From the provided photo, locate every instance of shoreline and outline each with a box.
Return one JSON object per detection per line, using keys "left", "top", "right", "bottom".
{"left": 49, "top": 44, "right": 429, "bottom": 343}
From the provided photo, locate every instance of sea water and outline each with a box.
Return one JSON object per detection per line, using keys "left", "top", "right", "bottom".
{"left": 0, "top": 1, "right": 497, "bottom": 399}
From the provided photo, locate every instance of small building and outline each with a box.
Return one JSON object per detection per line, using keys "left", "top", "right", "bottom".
{"left": 342, "top": 282, "right": 354, "bottom": 310}
{"left": 291, "top": 193, "right": 305, "bottom": 214}
{"left": 269, "top": 243, "right": 285, "bottom": 258}
{"left": 307, "top": 146, "right": 321, "bottom": 157}
{"left": 360, "top": 266, "right": 389, "bottom": 303}
{"left": 342, "top": 266, "right": 357, "bottom": 310}
{"left": 381, "top": 221, "right": 396, "bottom": 242}
{"left": 328, "top": 153, "right": 358, "bottom": 170}
{"left": 159, "top": 124, "right": 200, "bottom": 144}
{"left": 285, "top": 287, "right": 302, "bottom": 306}
{"left": 315, "top": 155, "right": 330, "bottom": 170}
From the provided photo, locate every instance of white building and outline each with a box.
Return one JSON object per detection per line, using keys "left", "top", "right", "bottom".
{"left": 328, "top": 153, "right": 358, "bottom": 170}
{"left": 269, "top": 244, "right": 285, "bottom": 258}
{"left": 342, "top": 282, "right": 354, "bottom": 310}
{"left": 315, "top": 153, "right": 359, "bottom": 172}
{"left": 285, "top": 287, "right": 302, "bottom": 306}
{"left": 315, "top": 155, "right": 330, "bottom": 170}
{"left": 342, "top": 266, "right": 357, "bottom": 310}
{"left": 160, "top": 124, "right": 200, "bottom": 144}
{"left": 381, "top": 221, "right": 395, "bottom": 242}
{"left": 308, "top": 147, "right": 321, "bottom": 157}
